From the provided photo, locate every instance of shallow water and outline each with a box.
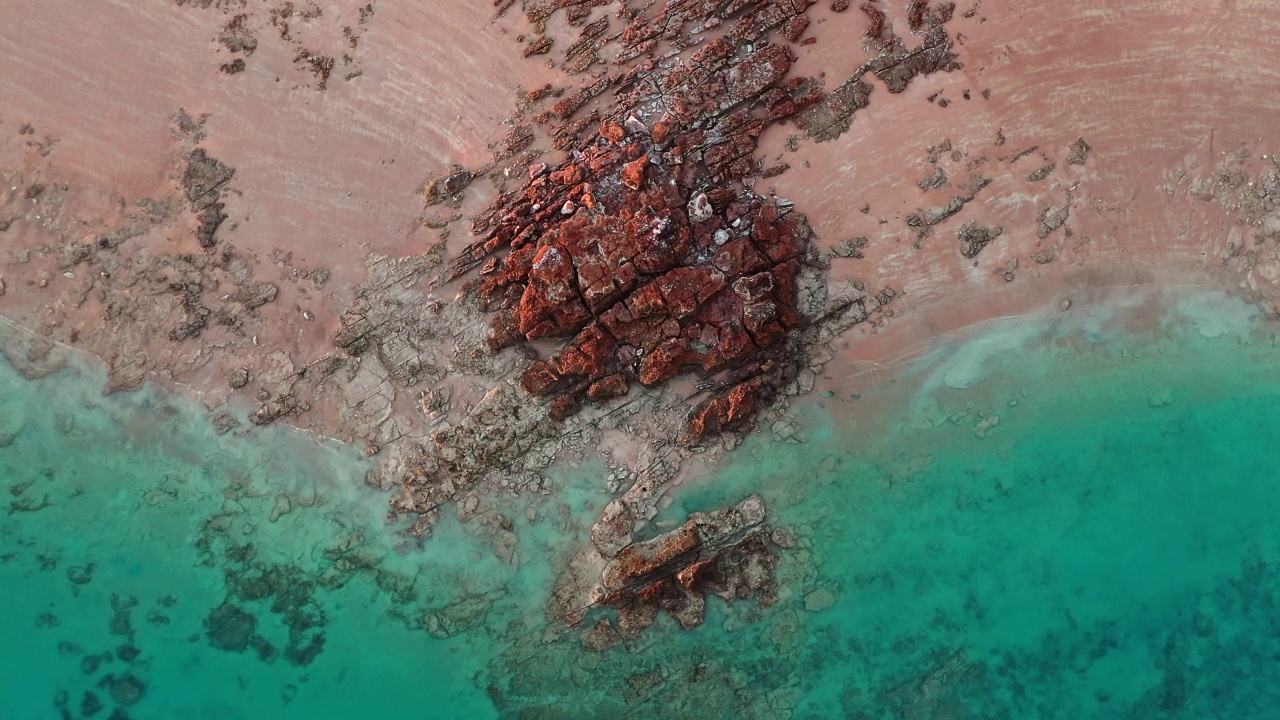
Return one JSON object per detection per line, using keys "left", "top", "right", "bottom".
{"left": 0, "top": 333, "right": 584, "bottom": 719}
{"left": 5, "top": 286, "right": 1280, "bottom": 718}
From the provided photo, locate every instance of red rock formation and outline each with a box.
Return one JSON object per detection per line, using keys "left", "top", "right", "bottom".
{"left": 620, "top": 154, "right": 649, "bottom": 190}
{"left": 686, "top": 377, "right": 765, "bottom": 440}
{"left": 596, "top": 494, "right": 781, "bottom": 637}
{"left": 450, "top": 0, "right": 960, "bottom": 437}
{"left": 861, "top": 2, "right": 886, "bottom": 39}
{"left": 457, "top": 101, "right": 815, "bottom": 427}
{"left": 587, "top": 373, "right": 629, "bottom": 402}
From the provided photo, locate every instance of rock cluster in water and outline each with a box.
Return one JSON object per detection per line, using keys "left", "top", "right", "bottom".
{"left": 595, "top": 494, "right": 782, "bottom": 637}
{"left": 449, "top": 0, "right": 961, "bottom": 441}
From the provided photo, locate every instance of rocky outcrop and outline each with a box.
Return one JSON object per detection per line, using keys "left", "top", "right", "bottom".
{"left": 181, "top": 149, "right": 234, "bottom": 249}
{"left": 957, "top": 222, "right": 1003, "bottom": 258}
{"left": 592, "top": 494, "right": 782, "bottom": 638}
{"left": 454, "top": 93, "right": 815, "bottom": 436}
{"left": 1066, "top": 137, "right": 1092, "bottom": 165}
{"left": 447, "top": 1, "right": 961, "bottom": 440}
{"left": 685, "top": 376, "right": 767, "bottom": 439}
{"left": 283, "top": 1, "right": 959, "bottom": 553}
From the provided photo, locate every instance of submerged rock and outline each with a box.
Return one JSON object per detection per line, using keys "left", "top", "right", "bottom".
{"left": 581, "top": 618, "right": 621, "bottom": 652}
{"left": 204, "top": 601, "right": 257, "bottom": 652}
{"left": 269, "top": 493, "right": 292, "bottom": 523}
{"left": 81, "top": 690, "right": 104, "bottom": 716}
{"left": 804, "top": 587, "right": 836, "bottom": 613}
{"left": 80, "top": 651, "right": 111, "bottom": 675}
{"left": 107, "top": 673, "right": 146, "bottom": 706}
{"left": 66, "top": 564, "right": 95, "bottom": 586}
{"left": 423, "top": 591, "right": 502, "bottom": 639}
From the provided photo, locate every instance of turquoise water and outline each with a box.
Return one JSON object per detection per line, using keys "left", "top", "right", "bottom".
{"left": 0, "top": 327, "right": 603, "bottom": 719}
{"left": 6, "top": 287, "right": 1280, "bottom": 718}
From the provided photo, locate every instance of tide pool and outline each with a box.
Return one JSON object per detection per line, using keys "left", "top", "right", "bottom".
{"left": 5, "top": 285, "right": 1280, "bottom": 719}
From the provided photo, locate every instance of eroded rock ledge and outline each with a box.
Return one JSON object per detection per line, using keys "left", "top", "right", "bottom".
{"left": 593, "top": 494, "right": 783, "bottom": 639}
{"left": 446, "top": 0, "right": 961, "bottom": 444}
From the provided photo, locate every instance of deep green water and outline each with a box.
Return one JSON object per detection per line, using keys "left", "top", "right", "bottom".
{"left": 5, "top": 287, "right": 1280, "bottom": 719}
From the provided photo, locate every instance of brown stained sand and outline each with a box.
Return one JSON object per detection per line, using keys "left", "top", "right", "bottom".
{"left": 3, "top": 0, "right": 1280, "bottom": 590}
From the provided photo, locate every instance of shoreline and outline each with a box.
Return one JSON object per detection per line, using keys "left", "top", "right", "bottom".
{"left": 662, "top": 259, "right": 1265, "bottom": 497}
{"left": 4, "top": 254, "right": 1279, "bottom": 717}
{"left": 821, "top": 259, "right": 1249, "bottom": 389}
{"left": 493, "top": 272, "right": 1280, "bottom": 717}
{"left": 4, "top": 0, "right": 1278, "bottom": 466}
